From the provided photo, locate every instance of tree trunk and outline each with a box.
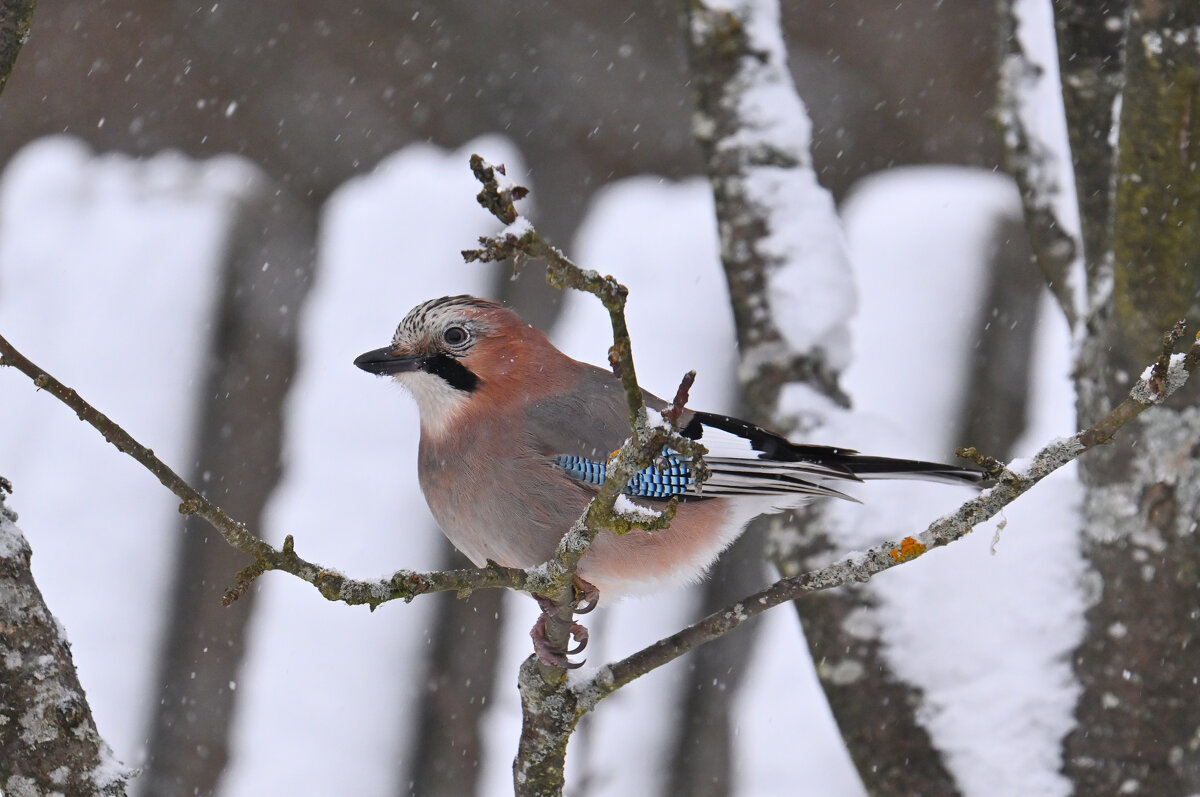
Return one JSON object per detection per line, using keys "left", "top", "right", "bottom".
{"left": 140, "top": 178, "right": 317, "bottom": 797}
{"left": 1054, "top": 3, "right": 1200, "bottom": 793}
{"left": 403, "top": 548, "right": 504, "bottom": 797}
{"left": 0, "top": 488, "right": 131, "bottom": 795}
{"left": 680, "top": 0, "right": 959, "bottom": 792}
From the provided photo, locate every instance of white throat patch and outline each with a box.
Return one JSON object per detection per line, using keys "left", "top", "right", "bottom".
{"left": 393, "top": 370, "right": 472, "bottom": 438}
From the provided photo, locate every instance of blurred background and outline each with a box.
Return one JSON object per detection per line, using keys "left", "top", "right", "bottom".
{"left": 0, "top": 2, "right": 1073, "bottom": 795}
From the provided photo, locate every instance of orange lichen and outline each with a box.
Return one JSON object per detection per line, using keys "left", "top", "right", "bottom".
{"left": 888, "top": 536, "right": 927, "bottom": 563}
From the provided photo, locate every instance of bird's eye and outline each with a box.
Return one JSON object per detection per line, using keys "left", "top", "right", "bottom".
{"left": 442, "top": 325, "right": 469, "bottom": 346}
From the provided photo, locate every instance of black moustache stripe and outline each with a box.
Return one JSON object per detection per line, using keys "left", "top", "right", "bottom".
{"left": 422, "top": 353, "right": 480, "bottom": 393}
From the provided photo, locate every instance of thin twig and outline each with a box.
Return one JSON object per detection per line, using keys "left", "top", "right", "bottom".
{"left": 463, "top": 155, "right": 708, "bottom": 605}
{"left": 575, "top": 327, "right": 1200, "bottom": 706}
{"left": 0, "top": 333, "right": 528, "bottom": 608}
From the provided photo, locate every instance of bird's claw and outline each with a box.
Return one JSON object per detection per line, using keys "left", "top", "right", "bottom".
{"left": 530, "top": 612, "right": 586, "bottom": 669}
{"left": 567, "top": 622, "right": 589, "bottom": 655}
{"left": 528, "top": 577, "right": 599, "bottom": 668}
{"left": 573, "top": 576, "right": 600, "bottom": 614}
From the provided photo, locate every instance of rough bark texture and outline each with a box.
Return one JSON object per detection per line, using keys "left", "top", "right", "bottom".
{"left": 514, "top": 658, "right": 580, "bottom": 797}
{"left": 1060, "top": 4, "right": 1200, "bottom": 794}
{"left": 0, "top": 0, "right": 36, "bottom": 97}
{"left": 139, "top": 178, "right": 317, "bottom": 797}
{"left": 0, "top": 489, "right": 130, "bottom": 796}
{"left": 682, "top": 2, "right": 957, "bottom": 794}
{"left": 1051, "top": 0, "right": 1129, "bottom": 284}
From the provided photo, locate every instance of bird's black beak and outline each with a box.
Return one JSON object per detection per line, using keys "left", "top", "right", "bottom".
{"left": 354, "top": 346, "right": 424, "bottom": 376}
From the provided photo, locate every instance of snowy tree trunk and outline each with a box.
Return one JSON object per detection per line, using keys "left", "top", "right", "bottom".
{"left": 0, "top": 487, "right": 131, "bottom": 795}
{"left": 681, "top": 1, "right": 957, "bottom": 793}
{"left": 1054, "top": 4, "right": 1200, "bottom": 793}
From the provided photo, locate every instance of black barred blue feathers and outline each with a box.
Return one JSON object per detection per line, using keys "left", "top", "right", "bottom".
{"left": 553, "top": 451, "right": 694, "bottom": 499}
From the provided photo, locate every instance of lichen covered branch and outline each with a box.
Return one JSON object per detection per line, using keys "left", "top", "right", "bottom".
{"left": 464, "top": 154, "right": 709, "bottom": 603}
{"left": 576, "top": 327, "right": 1200, "bottom": 703}
{"left": 0, "top": 333, "right": 528, "bottom": 610}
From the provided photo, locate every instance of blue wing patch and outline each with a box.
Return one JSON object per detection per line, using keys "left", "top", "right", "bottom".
{"left": 554, "top": 450, "right": 693, "bottom": 499}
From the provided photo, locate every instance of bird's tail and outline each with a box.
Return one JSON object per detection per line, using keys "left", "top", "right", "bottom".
{"left": 834, "top": 454, "right": 989, "bottom": 487}
{"left": 679, "top": 411, "right": 989, "bottom": 500}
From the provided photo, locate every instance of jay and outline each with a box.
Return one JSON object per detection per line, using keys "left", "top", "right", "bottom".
{"left": 355, "top": 296, "right": 984, "bottom": 659}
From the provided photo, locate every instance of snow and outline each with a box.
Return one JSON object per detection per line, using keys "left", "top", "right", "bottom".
{"left": 502, "top": 216, "right": 533, "bottom": 239}
{"left": 0, "top": 136, "right": 252, "bottom": 767}
{"left": 702, "top": 0, "right": 857, "bottom": 373}
{"left": 840, "top": 167, "right": 1019, "bottom": 453}
{"left": 613, "top": 494, "right": 661, "bottom": 521}
{"left": 839, "top": 166, "right": 1084, "bottom": 797}
{"left": 0, "top": 137, "right": 1087, "bottom": 796}
{"left": 221, "top": 137, "right": 523, "bottom": 796}
{"left": 1006, "top": 0, "right": 1087, "bottom": 331}
{"left": 1139, "top": 352, "right": 1186, "bottom": 382}
{"left": 0, "top": 500, "right": 27, "bottom": 559}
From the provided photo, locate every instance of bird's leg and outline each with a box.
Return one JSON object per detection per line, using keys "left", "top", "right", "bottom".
{"left": 528, "top": 573, "right": 600, "bottom": 668}
{"left": 532, "top": 575, "right": 596, "bottom": 667}
{"left": 530, "top": 597, "right": 587, "bottom": 669}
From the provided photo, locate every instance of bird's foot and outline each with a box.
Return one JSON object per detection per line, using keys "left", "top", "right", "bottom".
{"left": 530, "top": 611, "right": 588, "bottom": 669}
{"left": 528, "top": 577, "right": 599, "bottom": 668}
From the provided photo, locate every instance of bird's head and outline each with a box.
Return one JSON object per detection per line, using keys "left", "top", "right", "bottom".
{"left": 354, "top": 295, "right": 563, "bottom": 436}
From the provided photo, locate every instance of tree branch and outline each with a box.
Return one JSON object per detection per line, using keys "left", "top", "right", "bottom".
{"left": 463, "top": 154, "right": 715, "bottom": 795}
{"left": 0, "top": 333, "right": 529, "bottom": 608}
{"left": 576, "top": 328, "right": 1200, "bottom": 703}
{"left": 463, "top": 154, "right": 710, "bottom": 601}
{"left": 680, "top": 0, "right": 948, "bottom": 790}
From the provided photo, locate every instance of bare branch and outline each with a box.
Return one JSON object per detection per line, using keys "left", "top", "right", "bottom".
{"left": 576, "top": 328, "right": 1200, "bottom": 703}
{"left": 464, "top": 156, "right": 718, "bottom": 793}
{"left": 0, "top": 333, "right": 528, "bottom": 609}
{"left": 464, "top": 155, "right": 710, "bottom": 601}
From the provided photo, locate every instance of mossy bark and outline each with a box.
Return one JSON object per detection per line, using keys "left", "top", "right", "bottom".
{"left": 1058, "top": 4, "right": 1200, "bottom": 794}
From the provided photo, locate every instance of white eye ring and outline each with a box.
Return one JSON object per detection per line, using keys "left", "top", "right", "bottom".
{"left": 442, "top": 325, "right": 469, "bottom": 346}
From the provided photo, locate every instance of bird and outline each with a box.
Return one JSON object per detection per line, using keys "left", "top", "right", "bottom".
{"left": 354, "top": 295, "right": 985, "bottom": 599}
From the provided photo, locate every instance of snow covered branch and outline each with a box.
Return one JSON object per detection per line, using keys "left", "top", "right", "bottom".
{"left": 680, "top": 1, "right": 955, "bottom": 790}
{"left": 0, "top": 485, "right": 132, "bottom": 795}
{"left": 683, "top": 0, "right": 854, "bottom": 419}
{"left": 996, "top": 0, "right": 1087, "bottom": 332}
